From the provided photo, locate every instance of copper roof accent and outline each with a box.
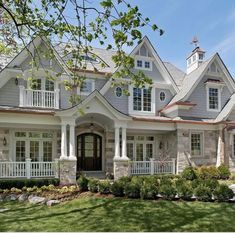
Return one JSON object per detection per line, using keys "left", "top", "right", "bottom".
{"left": 0, "top": 106, "right": 55, "bottom": 115}
{"left": 204, "top": 79, "right": 225, "bottom": 84}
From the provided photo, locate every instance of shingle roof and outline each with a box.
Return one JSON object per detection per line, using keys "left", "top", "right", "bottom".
{"left": 163, "top": 62, "right": 185, "bottom": 88}
{"left": 169, "top": 54, "right": 215, "bottom": 104}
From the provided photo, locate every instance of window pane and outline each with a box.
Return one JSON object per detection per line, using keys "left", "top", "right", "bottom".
{"left": 43, "top": 141, "right": 52, "bottom": 161}
{"left": 146, "top": 143, "right": 153, "bottom": 160}
{"left": 136, "top": 136, "right": 144, "bottom": 141}
{"left": 133, "top": 88, "right": 142, "bottom": 111}
{"left": 115, "top": 87, "right": 122, "bottom": 97}
{"left": 136, "top": 143, "right": 143, "bottom": 161}
{"left": 42, "top": 132, "right": 53, "bottom": 138}
{"left": 15, "top": 132, "right": 26, "bottom": 137}
{"left": 45, "top": 80, "right": 54, "bottom": 91}
{"left": 137, "top": 60, "right": 142, "bottom": 67}
{"left": 145, "top": 61, "right": 150, "bottom": 68}
{"left": 29, "top": 132, "right": 41, "bottom": 138}
{"left": 16, "top": 141, "right": 26, "bottom": 162}
{"left": 127, "top": 143, "right": 134, "bottom": 161}
{"left": 146, "top": 136, "right": 154, "bottom": 141}
{"left": 143, "top": 88, "right": 151, "bottom": 111}
{"left": 30, "top": 141, "right": 40, "bottom": 162}
{"left": 209, "top": 88, "right": 219, "bottom": 110}
{"left": 81, "top": 80, "right": 93, "bottom": 93}
{"left": 191, "top": 133, "right": 202, "bottom": 156}
{"left": 31, "top": 79, "right": 41, "bottom": 90}
{"left": 127, "top": 136, "right": 134, "bottom": 141}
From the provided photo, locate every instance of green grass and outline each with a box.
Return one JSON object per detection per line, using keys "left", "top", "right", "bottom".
{"left": 1, "top": 196, "right": 235, "bottom": 232}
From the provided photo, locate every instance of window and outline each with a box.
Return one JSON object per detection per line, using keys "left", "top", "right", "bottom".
{"left": 199, "top": 53, "right": 204, "bottom": 60}
{"left": 160, "top": 91, "right": 166, "bottom": 101}
{"left": 115, "top": 87, "right": 122, "bottom": 97}
{"left": 137, "top": 60, "right": 142, "bottom": 67}
{"left": 30, "top": 79, "right": 54, "bottom": 91}
{"left": 133, "top": 87, "right": 152, "bottom": 112}
{"left": 145, "top": 61, "right": 150, "bottom": 69}
{"left": 80, "top": 79, "right": 94, "bottom": 95}
{"left": 208, "top": 87, "right": 219, "bottom": 110}
{"left": 127, "top": 135, "right": 154, "bottom": 161}
{"left": 14, "top": 131, "right": 54, "bottom": 162}
{"left": 135, "top": 59, "right": 152, "bottom": 70}
{"left": 191, "top": 132, "right": 203, "bottom": 156}
{"left": 192, "top": 55, "right": 196, "bottom": 62}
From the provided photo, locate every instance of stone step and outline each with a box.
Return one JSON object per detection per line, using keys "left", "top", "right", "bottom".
{"left": 82, "top": 171, "right": 106, "bottom": 179}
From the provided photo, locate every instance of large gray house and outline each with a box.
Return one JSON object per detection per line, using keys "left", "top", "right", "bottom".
{"left": 0, "top": 36, "right": 234, "bottom": 184}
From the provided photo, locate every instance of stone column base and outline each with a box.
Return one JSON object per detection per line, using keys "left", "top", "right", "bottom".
{"left": 59, "top": 159, "right": 77, "bottom": 185}
{"left": 113, "top": 158, "right": 130, "bottom": 180}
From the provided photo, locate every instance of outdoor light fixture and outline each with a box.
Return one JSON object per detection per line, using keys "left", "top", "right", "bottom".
{"left": 15, "top": 78, "right": 18, "bottom": 85}
{"left": 3, "top": 137, "right": 7, "bottom": 146}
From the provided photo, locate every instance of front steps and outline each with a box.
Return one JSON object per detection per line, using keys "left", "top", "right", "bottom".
{"left": 80, "top": 171, "right": 106, "bottom": 179}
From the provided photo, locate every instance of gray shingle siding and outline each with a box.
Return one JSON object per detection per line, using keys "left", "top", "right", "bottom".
{"left": 60, "top": 83, "right": 72, "bottom": 109}
{"left": 0, "top": 78, "right": 19, "bottom": 106}
{"left": 95, "top": 78, "right": 107, "bottom": 90}
{"left": 104, "top": 86, "right": 128, "bottom": 114}
{"left": 155, "top": 88, "right": 173, "bottom": 113}
{"left": 179, "top": 75, "right": 231, "bottom": 118}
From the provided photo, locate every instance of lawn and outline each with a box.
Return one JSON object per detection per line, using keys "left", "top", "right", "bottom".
{"left": 1, "top": 195, "right": 235, "bottom": 232}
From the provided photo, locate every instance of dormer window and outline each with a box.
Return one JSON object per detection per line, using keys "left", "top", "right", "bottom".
{"left": 135, "top": 58, "right": 152, "bottom": 71}
{"left": 206, "top": 82, "right": 223, "bottom": 112}
{"left": 79, "top": 79, "right": 95, "bottom": 95}
{"left": 137, "top": 60, "right": 142, "bottom": 68}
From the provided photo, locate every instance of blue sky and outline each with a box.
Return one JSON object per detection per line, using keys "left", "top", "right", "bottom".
{"left": 128, "top": 0, "right": 235, "bottom": 76}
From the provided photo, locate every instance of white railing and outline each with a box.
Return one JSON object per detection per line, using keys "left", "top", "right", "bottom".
{"left": 0, "top": 159, "right": 59, "bottom": 179}
{"left": 130, "top": 158, "right": 176, "bottom": 175}
{"left": 19, "top": 87, "right": 59, "bottom": 109}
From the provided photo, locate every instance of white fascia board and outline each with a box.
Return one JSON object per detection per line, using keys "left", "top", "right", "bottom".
{"left": 0, "top": 112, "right": 60, "bottom": 125}
{"left": 127, "top": 120, "right": 175, "bottom": 131}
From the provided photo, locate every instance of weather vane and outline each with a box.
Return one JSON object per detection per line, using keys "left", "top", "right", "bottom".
{"left": 191, "top": 36, "right": 199, "bottom": 48}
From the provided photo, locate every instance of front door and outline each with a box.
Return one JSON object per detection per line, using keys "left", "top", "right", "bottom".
{"left": 77, "top": 133, "right": 102, "bottom": 171}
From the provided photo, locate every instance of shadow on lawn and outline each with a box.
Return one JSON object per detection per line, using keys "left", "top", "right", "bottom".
{"left": 1, "top": 198, "right": 235, "bottom": 232}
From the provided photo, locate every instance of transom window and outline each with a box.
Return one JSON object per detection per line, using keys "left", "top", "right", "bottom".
{"left": 208, "top": 87, "right": 219, "bottom": 110}
{"left": 14, "top": 131, "right": 54, "bottom": 162}
{"left": 133, "top": 87, "right": 152, "bottom": 112}
{"left": 190, "top": 132, "right": 203, "bottom": 156}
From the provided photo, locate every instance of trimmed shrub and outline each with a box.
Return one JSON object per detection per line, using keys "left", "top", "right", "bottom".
{"left": 213, "top": 184, "right": 234, "bottom": 202}
{"left": 198, "top": 166, "right": 220, "bottom": 180}
{"left": 77, "top": 175, "right": 89, "bottom": 192}
{"left": 175, "top": 179, "right": 193, "bottom": 200}
{"left": 202, "top": 179, "right": 219, "bottom": 191}
{"left": 194, "top": 185, "right": 212, "bottom": 202}
{"left": 160, "top": 182, "right": 177, "bottom": 200}
{"left": 98, "top": 180, "right": 111, "bottom": 194}
{"left": 124, "top": 176, "right": 142, "bottom": 198}
{"left": 88, "top": 178, "right": 99, "bottom": 193}
{"left": 181, "top": 167, "right": 198, "bottom": 180}
{"left": 140, "top": 176, "right": 159, "bottom": 199}
{"left": 218, "top": 164, "right": 231, "bottom": 180}
{"left": 0, "top": 178, "right": 59, "bottom": 190}
{"left": 111, "top": 180, "right": 125, "bottom": 197}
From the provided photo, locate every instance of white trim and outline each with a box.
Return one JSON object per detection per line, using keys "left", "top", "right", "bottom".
{"left": 128, "top": 85, "right": 156, "bottom": 116}
{"left": 189, "top": 130, "right": 204, "bottom": 157}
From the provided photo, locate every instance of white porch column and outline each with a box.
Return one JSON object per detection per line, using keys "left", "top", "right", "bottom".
{"left": 60, "top": 123, "right": 68, "bottom": 159}
{"left": 69, "top": 123, "right": 76, "bottom": 160}
{"left": 114, "top": 126, "right": 120, "bottom": 159}
{"left": 121, "top": 127, "right": 128, "bottom": 159}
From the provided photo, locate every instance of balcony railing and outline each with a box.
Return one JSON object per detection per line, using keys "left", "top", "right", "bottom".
{"left": 0, "top": 159, "right": 59, "bottom": 179}
{"left": 130, "top": 159, "right": 176, "bottom": 175}
{"left": 19, "top": 87, "right": 59, "bottom": 109}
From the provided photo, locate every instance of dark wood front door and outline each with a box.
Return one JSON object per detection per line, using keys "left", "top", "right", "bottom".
{"left": 77, "top": 133, "right": 102, "bottom": 171}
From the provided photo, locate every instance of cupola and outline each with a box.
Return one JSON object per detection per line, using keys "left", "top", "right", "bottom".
{"left": 186, "top": 37, "right": 205, "bottom": 74}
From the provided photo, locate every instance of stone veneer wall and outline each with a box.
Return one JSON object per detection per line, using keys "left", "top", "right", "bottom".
{"left": 177, "top": 129, "right": 218, "bottom": 173}
{"left": 0, "top": 129, "right": 10, "bottom": 161}
{"left": 225, "top": 130, "right": 235, "bottom": 172}
{"left": 105, "top": 130, "right": 114, "bottom": 173}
